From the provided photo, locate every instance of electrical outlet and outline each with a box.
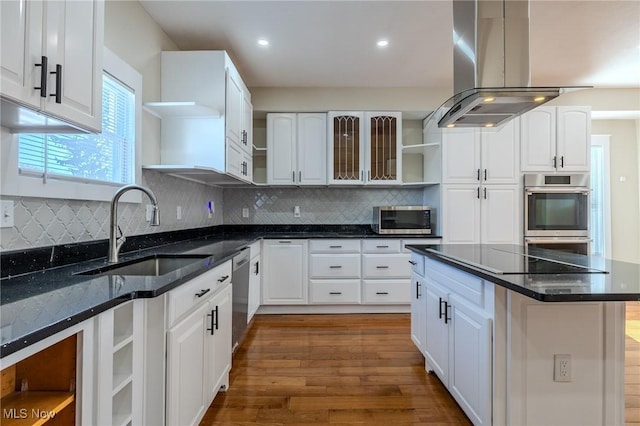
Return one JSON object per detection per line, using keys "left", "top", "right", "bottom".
{"left": 242, "top": 208, "right": 249, "bottom": 218}
{"left": 554, "top": 354, "right": 572, "bottom": 382}
{"left": 294, "top": 206, "right": 301, "bottom": 218}
{"left": 176, "top": 205, "right": 182, "bottom": 220}
{"left": 0, "top": 200, "right": 14, "bottom": 228}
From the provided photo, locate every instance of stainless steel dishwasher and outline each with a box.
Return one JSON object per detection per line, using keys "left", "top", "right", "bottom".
{"left": 231, "top": 248, "right": 250, "bottom": 351}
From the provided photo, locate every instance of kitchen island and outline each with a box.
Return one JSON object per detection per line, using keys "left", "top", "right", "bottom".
{"left": 406, "top": 244, "right": 638, "bottom": 426}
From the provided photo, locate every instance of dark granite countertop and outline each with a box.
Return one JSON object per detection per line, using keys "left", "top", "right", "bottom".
{"left": 406, "top": 244, "right": 640, "bottom": 302}
{"left": 0, "top": 225, "right": 441, "bottom": 358}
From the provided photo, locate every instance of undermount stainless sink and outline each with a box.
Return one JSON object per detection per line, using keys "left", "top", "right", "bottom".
{"left": 76, "top": 254, "right": 211, "bottom": 277}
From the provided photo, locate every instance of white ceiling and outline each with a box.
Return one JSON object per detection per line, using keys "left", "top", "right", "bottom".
{"left": 139, "top": 0, "right": 640, "bottom": 91}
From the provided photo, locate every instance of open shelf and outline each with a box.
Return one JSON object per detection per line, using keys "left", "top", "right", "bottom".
{"left": 113, "top": 302, "right": 134, "bottom": 349}
{"left": 1, "top": 391, "right": 74, "bottom": 426}
{"left": 143, "top": 102, "right": 220, "bottom": 119}
{"left": 402, "top": 142, "right": 440, "bottom": 154}
{"left": 112, "top": 382, "right": 133, "bottom": 426}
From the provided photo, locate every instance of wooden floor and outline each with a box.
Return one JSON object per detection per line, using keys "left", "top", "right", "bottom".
{"left": 200, "top": 308, "right": 640, "bottom": 425}
{"left": 627, "top": 302, "right": 640, "bottom": 425}
{"left": 201, "top": 314, "right": 472, "bottom": 425}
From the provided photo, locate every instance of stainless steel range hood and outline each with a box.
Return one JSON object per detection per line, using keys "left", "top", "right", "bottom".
{"left": 436, "top": 0, "right": 563, "bottom": 128}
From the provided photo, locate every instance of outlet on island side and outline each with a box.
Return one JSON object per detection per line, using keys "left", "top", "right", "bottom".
{"left": 554, "top": 354, "right": 572, "bottom": 382}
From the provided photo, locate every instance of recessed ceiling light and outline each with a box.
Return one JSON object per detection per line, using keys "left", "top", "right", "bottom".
{"left": 534, "top": 96, "right": 546, "bottom": 102}
{"left": 446, "top": 124, "right": 456, "bottom": 128}
{"left": 377, "top": 39, "right": 389, "bottom": 47}
{"left": 484, "top": 123, "right": 494, "bottom": 128}
{"left": 257, "top": 39, "right": 269, "bottom": 46}
{"left": 483, "top": 97, "right": 495, "bottom": 103}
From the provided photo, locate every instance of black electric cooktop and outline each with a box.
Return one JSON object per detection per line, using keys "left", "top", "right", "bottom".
{"left": 425, "top": 245, "right": 608, "bottom": 275}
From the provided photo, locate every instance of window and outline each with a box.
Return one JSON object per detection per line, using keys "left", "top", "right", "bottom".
{"left": 18, "top": 74, "right": 135, "bottom": 185}
{"left": 590, "top": 135, "right": 612, "bottom": 257}
{"left": 0, "top": 48, "right": 142, "bottom": 202}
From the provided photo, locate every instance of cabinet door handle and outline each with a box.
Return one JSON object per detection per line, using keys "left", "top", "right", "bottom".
{"left": 376, "top": 292, "right": 389, "bottom": 295}
{"left": 329, "top": 265, "right": 342, "bottom": 269}
{"left": 207, "top": 309, "right": 215, "bottom": 335}
{"left": 483, "top": 187, "right": 487, "bottom": 199}
{"left": 292, "top": 171, "right": 295, "bottom": 182}
{"left": 376, "top": 265, "right": 389, "bottom": 269}
{"left": 50, "top": 64, "right": 62, "bottom": 104}
{"left": 195, "top": 288, "right": 211, "bottom": 298}
{"left": 329, "top": 292, "right": 342, "bottom": 295}
{"left": 438, "top": 297, "right": 445, "bottom": 319}
{"left": 218, "top": 275, "right": 230, "bottom": 283}
{"left": 560, "top": 156, "right": 564, "bottom": 168}
{"left": 408, "top": 260, "right": 417, "bottom": 265}
{"left": 214, "top": 306, "right": 219, "bottom": 330}
{"left": 476, "top": 187, "right": 480, "bottom": 199}
{"left": 329, "top": 245, "right": 342, "bottom": 248}
{"left": 254, "top": 261, "right": 259, "bottom": 275}
{"left": 298, "top": 170, "right": 302, "bottom": 182}
{"left": 476, "top": 168, "right": 480, "bottom": 181}
{"left": 34, "top": 56, "right": 48, "bottom": 98}
{"left": 484, "top": 169, "right": 487, "bottom": 181}
{"left": 553, "top": 156, "right": 557, "bottom": 168}
{"left": 444, "top": 302, "right": 451, "bottom": 324}
{"left": 416, "top": 281, "right": 421, "bottom": 299}
{"left": 376, "top": 245, "right": 389, "bottom": 249}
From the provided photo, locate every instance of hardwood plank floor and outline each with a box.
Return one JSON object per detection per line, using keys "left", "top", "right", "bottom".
{"left": 627, "top": 302, "right": 640, "bottom": 425}
{"left": 200, "top": 314, "right": 472, "bottom": 425}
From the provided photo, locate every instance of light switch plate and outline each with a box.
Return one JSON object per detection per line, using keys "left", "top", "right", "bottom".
{"left": 0, "top": 200, "right": 14, "bottom": 228}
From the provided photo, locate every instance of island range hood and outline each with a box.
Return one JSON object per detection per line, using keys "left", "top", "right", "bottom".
{"left": 436, "top": 0, "right": 563, "bottom": 128}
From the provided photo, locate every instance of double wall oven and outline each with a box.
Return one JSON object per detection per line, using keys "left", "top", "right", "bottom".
{"left": 524, "top": 174, "right": 591, "bottom": 255}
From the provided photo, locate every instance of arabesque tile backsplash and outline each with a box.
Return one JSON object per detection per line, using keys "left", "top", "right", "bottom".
{"left": 0, "top": 171, "right": 223, "bottom": 251}
{"left": 1, "top": 172, "right": 424, "bottom": 252}
{"left": 223, "top": 187, "right": 424, "bottom": 225}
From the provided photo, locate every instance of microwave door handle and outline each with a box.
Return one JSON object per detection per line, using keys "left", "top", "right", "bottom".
{"left": 525, "top": 238, "right": 592, "bottom": 244}
{"left": 525, "top": 188, "right": 590, "bottom": 194}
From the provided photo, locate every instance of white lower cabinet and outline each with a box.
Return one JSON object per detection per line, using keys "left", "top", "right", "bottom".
{"left": 422, "top": 261, "right": 492, "bottom": 426}
{"left": 262, "top": 240, "right": 308, "bottom": 304}
{"left": 410, "top": 271, "right": 426, "bottom": 355}
{"left": 310, "top": 279, "right": 361, "bottom": 304}
{"left": 165, "top": 262, "right": 233, "bottom": 426}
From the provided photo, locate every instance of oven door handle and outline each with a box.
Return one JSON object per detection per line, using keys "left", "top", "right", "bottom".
{"left": 525, "top": 188, "right": 590, "bottom": 194}
{"left": 525, "top": 237, "right": 592, "bottom": 244}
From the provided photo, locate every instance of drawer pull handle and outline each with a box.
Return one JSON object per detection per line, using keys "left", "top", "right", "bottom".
{"left": 408, "top": 260, "right": 417, "bottom": 265}
{"left": 329, "top": 265, "right": 342, "bottom": 269}
{"left": 279, "top": 241, "right": 292, "bottom": 244}
{"left": 329, "top": 292, "right": 342, "bottom": 295}
{"left": 376, "top": 266, "right": 389, "bottom": 269}
{"left": 376, "top": 292, "right": 389, "bottom": 295}
{"left": 218, "top": 275, "right": 230, "bottom": 283}
{"left": 195, "top": 288, "right": 211, "bottom": 298}
{"left": 329, "top": 245, "right": 342, "bottom": 248}
{"left": 416, "top": 281, "right": 421, "bottom": 299}
{"left": 376, "top": 245, "right": 389, "bottom": 248}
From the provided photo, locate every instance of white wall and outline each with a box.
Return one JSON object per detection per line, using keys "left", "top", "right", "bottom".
{"left": 592, "top": 119, "right": 640, "bottom": 263}
{"left": 104, "top": 0, "right": 178, "bottom": 165}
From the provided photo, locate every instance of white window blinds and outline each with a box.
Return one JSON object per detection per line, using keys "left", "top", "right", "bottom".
{"left": 18, "top": 74, "right": 135, "bottom": 185}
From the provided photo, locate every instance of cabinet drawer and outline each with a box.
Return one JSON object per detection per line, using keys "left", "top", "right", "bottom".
{"left": 425, "top": 258, "right": 484, "bottom": 307}
{"left": 362, "top": 254, "right": 411, "bottom": 278}
{"left": 249, "top": 241, "right": 261, "bottom": 257}
{"left": 362, "top": 280, "right": 410, "bottom": 304}
{"left": 408, "top": 253, "right": 425, "bottom": 276}
{"left": 402, "top": 239, "right": 442, "bottom": 253}
{"left": 167, "top": 261, "right": 232, "bottom": 326}
{"left": 309, "top": 280, "right": 361, "bottom": 304}
{"left": 362, "top": 239, "right": 401, "bottom": 253}
{"left": 309, "top": 254, "right": 361, "bottom": 278}
{"left": 309, "top": 239, "right": 361, "bottom": 253}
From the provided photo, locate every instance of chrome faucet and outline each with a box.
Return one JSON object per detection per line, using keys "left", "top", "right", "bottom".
{"left": 108, "top": 184, "right": 160, "bottom": 263}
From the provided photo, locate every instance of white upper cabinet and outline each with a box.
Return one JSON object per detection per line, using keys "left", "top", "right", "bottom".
{"left": 151, "top": 51, "right": 252, "bottom": 183}
{"left": 442, "top": 120, "right": 519, "bottom": 185}
{"left": 521, "top": 106, "right": 590, "bottom": 172}
{"left": 0, "top": 0, "right": 104, "bottom": 132}
{"left": 365, "top": 112, "right": 402, "bottom": 185}
{"left": 328, "top": 111, "right": 402, "bottom": 185}
{"left": 328, "top": 111, "right": 365, "bottom": 184}
{"left": 267, "top": 113, "right": 327, "bottom": 185}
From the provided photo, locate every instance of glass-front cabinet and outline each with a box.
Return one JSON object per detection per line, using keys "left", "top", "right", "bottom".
{"left": 328, "top": 112, "right": 364, "bottom": 184}
{"left": 328, "top": 111, "right": 402, "bottom": 185}
{"left": 366, "top": 112, "right": 402, "bottom": 185}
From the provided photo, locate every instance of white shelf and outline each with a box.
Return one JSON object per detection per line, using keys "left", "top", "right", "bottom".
{"left": 402, "top": 181, "right": 441, "bottom": 186}
{"left": 402, "top": 143, "right": 440, "bottom": 154}
{"left": 112, "top": 374, "right": 133, "bottom": 396}
{"left": 143, "top": 102, "right": 220, "bottom": 118}
{"left": 113, "top": 335, "right": 133, "bottom": 353}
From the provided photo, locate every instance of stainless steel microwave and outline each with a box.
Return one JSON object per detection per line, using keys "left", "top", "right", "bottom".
{"left": 372, "top": 206, "right": 433, "bottom": 235}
